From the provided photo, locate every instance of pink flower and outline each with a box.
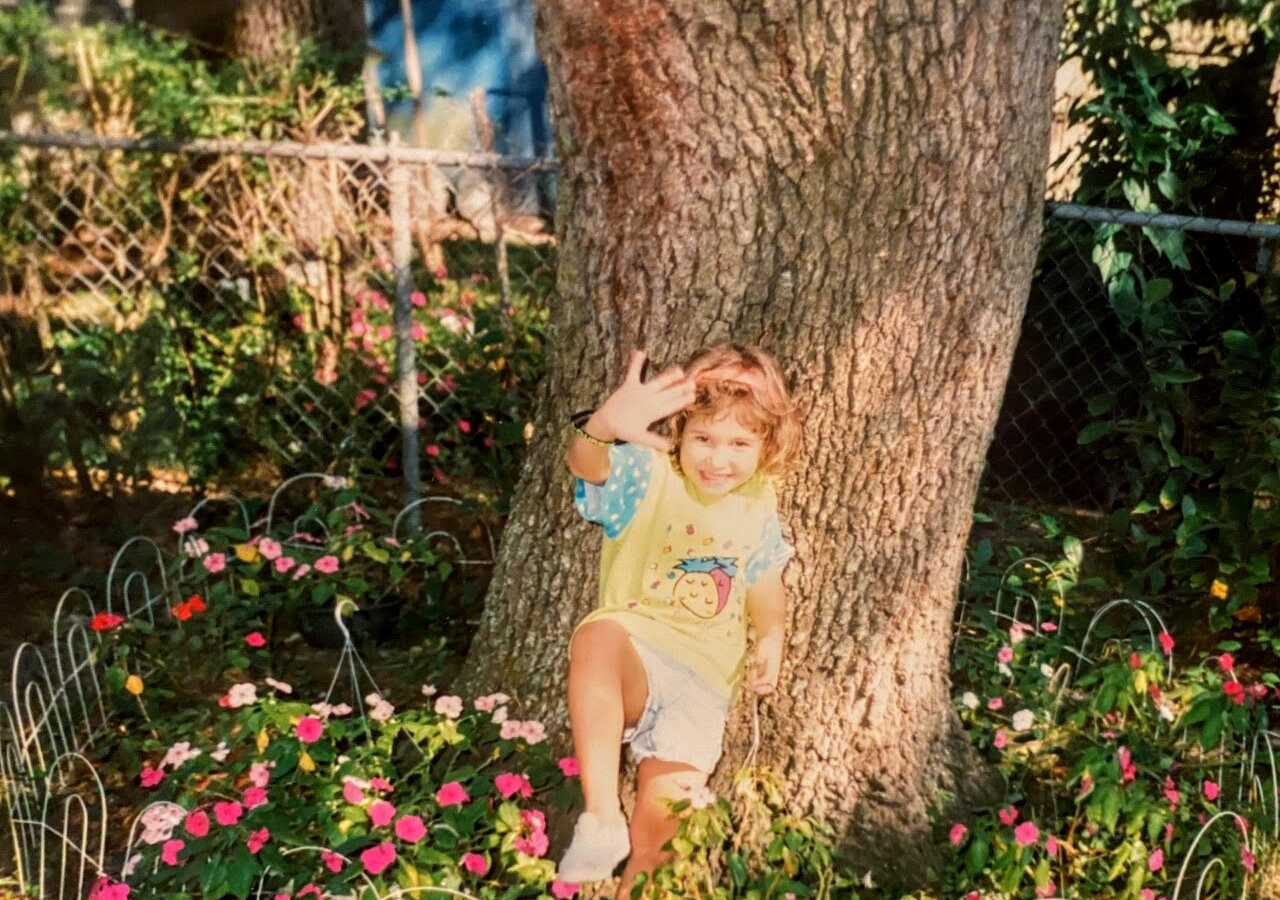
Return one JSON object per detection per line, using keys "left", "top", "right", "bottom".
{"left": 458, "top": 419, "right": 472, "bottom": 434}
{"left": 247, "top": 827, "right": 270, "bottom": 854}
{"left": 395, "top": 814, "right": 427, "bottom": 843}
{"left": 1243, "top": 846, "right": 1256, "bottom": 872}
{"left": 495, "top": 772, "right": 534, "bottom": 799}
{"left": 949, "top": 823, "right": 968, "bottom": 846}
{"left": 370, "top": 776, "right": 394, "bottom": 792}
{"left": 519, "top": 720, "right": 547, "bottom": 744}
{"left": 295, "top": 716, "right": 324, "bottom": 744}
{"left": 1046, "top": 834, "right": 1058, "bottom": 856}
{"left": 214, "top": 801, "right": 243, "bottom": 826}
{"left": 184, "top": 809, "right": 209, "bottom": 838}
{"left": 558, "top": 757, "right": 580, "bottom": 777}
{"left": 987, "top": 697, "right": 1004, "bottom": 711}
{"left": 257, "top": 538, "right": 282, "bottom": 560}
{"left": 244, "top": 631, "right": 266, "bottom": 648}
{"left": 1203, "top": 779, "right": 1220, "bottom": 801}
{"left": 514, "top": 830, "right": 550, "bottom": 857}
{"left": 434, "top": 694, "right": 463, "bottom": 718}
{"left": 1014, "top": 821, "right": 1039, "bottom": 847}
{"left": 551, "top": 880, "right": 580, "bottom": 898}
{"left": 297, "top": 886, "right": 321, "bottom": 898}
{"left": 321, "top": 849, "right": 345, "bottom": 872}
{"left": 410, "top": 290, "right": 426, "bottom": 307}
{"left": 369, "top": 800, "right": 396, "bottom": 828}
{"left": 500, "top": 719, "right": 522, "bottom": 740}
{"left": 242, "top": 786, "right": 268, "bottom": 809}
{"left": 1163, "top": 776, "right": 1180, "bottom": 810}
{"left": 996, "top": 646, "right": 1014, "bottom": 664}
{"left": 314, "top": 555, "right": 340, "bottom": 574}
{"left": 140, "top": 764, "right": 164, "bottom": 788}
{"left": 1148, "top": 847, "right": 1164, "bottom": 872}
{"left": 436, "top": 781, "right": 469, "bottom": 807}
{"left": 202, "top": 553, "right": 227, "bottom": 574}
{"left": 1158, "top": 631, "right": 1174, "bottom": 656}
{"left": 88, "top": 877, "right": 131, "bottom": 900}
{"left": 161, "top": 838, "right": 184, "bottom": 866}
{"left": 249, "top": 761, "right": 272, "bottom": 788}
{"left": 172, "top": 516, "right": 198, "bottom": 534}
{"left": 291, "top": 563, "right": 311, "bottom": 580}
{"left": 1218, "top": 652, "right": 1235, "bottom": 673}
{"left": 1142, "top": 890, "right": 1157, "bottom": 900}
{"left": 1040, "top": 621, "right": 1058, "bottom": 632}
{"left": 1035, "top": 880, "right": 1056, "bottom": 898}
{"left": 410, "top": 323, "right": 426, "bottom": 341}
{"left": 460, "top": 852, "right": 489, "bottom": 875}
{"left": 522, "top": 809, "right": 547, "bottom": 833}
{"left": 1117, "top": 746, "right": 1136, "bottom": 782}
{"left": 273, "top": 555, "right": 296, "bottom": 574}
{"left": 1129, "top": 652, "right": 1142, "bottom": 670}
{"left": 343, "top": 780, "right": 365, "bottom": 805}
{"left": 426, "top": 444, "right": 441, "bottom": 458}
{"left": 993, "top": 730, "right": 1008, "bottom": 749}
{"left": 351, "top": 321, "right": 369, "bottom": 337}
{"left": 998, "top": 806, "right": 1019, "bottom": 826}
{"left": 361, "top": 841, "right": 397, "bottom": 875}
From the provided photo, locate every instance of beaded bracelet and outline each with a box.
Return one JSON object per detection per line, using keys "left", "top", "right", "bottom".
{"left": 570, "top": 410, "right": 616, "bottom": 448}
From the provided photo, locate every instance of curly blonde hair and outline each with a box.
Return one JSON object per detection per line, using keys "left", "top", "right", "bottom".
{"left": 666, "top": 343, "right": 799, "bottom": 475}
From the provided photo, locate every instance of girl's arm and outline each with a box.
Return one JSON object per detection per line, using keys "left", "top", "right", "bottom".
{"left": 565, "top": 350, "right": 695, "bottom": 484}
{"left": 746, "top": 568, "right": 787, "bottom": 695}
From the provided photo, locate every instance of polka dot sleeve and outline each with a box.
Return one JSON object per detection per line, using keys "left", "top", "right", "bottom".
{"left": 744, "top": 513, "right": 795, "bottom": 587}
{"left": 573, "top": 443, "right": 655, "bottom": 538}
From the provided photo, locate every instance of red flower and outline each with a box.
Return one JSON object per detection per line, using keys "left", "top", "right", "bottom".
{"left": 185, "top": 595, "right": 206, "bottom": 614}
{"left": 90, "top": 612, "right": 124, "bottom": 632}
{"left": 1218, "top": 652, "right": 1235, "bottom": 674}
{"left": 1129, "top": 652, "right": 1142, "bottom": 670}
{"left": 1223, "top": 681, "right": 1245, "bottom": 705}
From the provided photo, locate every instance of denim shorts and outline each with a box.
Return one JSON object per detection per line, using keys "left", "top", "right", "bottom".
{"left": 622, "top": 635, "right": 730, "bottom": 774}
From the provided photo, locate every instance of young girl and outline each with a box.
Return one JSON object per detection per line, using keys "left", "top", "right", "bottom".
{"left": 558, "top": 343, "right": 799, "bottom": 896}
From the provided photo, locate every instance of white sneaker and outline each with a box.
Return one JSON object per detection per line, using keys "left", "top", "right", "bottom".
{"left": 558, "top": 811, "right": 630, "bottom": 882}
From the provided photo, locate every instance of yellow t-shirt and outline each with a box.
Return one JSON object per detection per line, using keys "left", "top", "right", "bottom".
{"left": 573, "top": 443, "right": 794, "bottom": 699}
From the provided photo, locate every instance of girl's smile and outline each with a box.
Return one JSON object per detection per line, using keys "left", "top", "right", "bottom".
{"left": 679, "top": 412, "right": 763, "bottom": 496}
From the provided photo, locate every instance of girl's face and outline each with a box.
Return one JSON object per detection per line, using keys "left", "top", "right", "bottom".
{"left": 678, "top": 410, "right": 764, "bottom": 497}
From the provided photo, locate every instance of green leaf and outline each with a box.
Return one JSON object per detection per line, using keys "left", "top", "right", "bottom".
{"left": 1063, "top": 536, "right": 1083, "bottom": 568}
{"left": 1143, "top": 277, "right": 1173, "bottom": 304}
{"left": 965, "top": 835, "right": 989, "bottom": 875}
{"left": 1156, "top": 169, "right": 1181, "bottom": 202}
{"left": 1102, "top": 786, "right": 1122, "bottom": 832}
{"left": 1079, "top": 421, "right": 1114, "bottom": 445}
{"left": 241, "top": 578, "right": 260, "bottom": 597}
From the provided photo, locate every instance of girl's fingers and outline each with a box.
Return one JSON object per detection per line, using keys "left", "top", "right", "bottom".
{"left": 647, "top": 364, "right": 687, "bottom": 391}
{"left": 624, "top": 349, "right": 648, "bottom": 385}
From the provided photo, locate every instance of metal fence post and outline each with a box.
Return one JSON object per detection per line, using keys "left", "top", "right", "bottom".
{"left": 389, "top": 140, "right": 422, "bottom": 532}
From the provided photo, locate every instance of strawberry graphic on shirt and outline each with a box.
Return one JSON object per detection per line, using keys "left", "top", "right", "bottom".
{"left": 671, "top": 557, "right": 738, "bottom": 619}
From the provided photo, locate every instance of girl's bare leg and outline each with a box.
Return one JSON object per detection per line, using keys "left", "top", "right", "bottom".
{"left": 615, "top": 758, "right": 706, "bottom": 899}
{"left": 567, "top": 620, "right": 649, "bottom": 819}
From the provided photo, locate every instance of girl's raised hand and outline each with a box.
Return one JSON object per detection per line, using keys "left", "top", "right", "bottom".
{"left": 591, "top": 350, "right": 695, "bottom": 452}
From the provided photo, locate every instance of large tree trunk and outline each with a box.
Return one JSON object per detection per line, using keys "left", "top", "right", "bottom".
{"left": 227, "top": 0, "right": 367, "bottom": 72}
{"left": 461, "top": 0, "right": 1063, "bottom": 886}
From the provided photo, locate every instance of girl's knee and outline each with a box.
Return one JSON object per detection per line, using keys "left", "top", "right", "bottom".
{"left": 570, "top": 620, "right": 625, "bottom": 661}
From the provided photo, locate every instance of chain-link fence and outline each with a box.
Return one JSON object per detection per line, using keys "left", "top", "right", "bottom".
{"left": 3, "top": 130, "right": 1277, "bottom": 515}
{"left": 0, "top": 132, "right": 556, "bottom": 515}
{"left": 983, "top": 204, "right": 1280, "bottom": 509}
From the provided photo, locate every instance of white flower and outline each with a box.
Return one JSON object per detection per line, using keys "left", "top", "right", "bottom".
{"left": 365, "top": 692, "right": 385, "bottom": 706}
{"left": 1040, "top": 663, "right": 1056, "bottom": 679}
{"left": 1011, "top": 709, "right": 1035, "bottom": 732}
{"left": 182, "top": 537, "right": 209, "bottom": 558}
{"left": 434, "top": 695, "right": 463, "bottom": 719}
{"left": 264, "top": 676, "right": 293, "bottom": 695}
{"left": 332, "top": 702, "right": 353, "bottom": 717}
{"left": 688, "top": 784, "right": 717, "bottom": 809}
{"left": 226, "top": 682, "right": 257, "bottom": 708}
{"left": 171, "top": 516, "right": 198, "bottom": 535}
{"left": 492, "top": 706, "right": 509, "bottom": 724}
{"left": 421, "top": 683, "right": 437, "bottom": 697}
{"left": 138, "top": 803, "right": 184, "bottom": 844}
{"left": 997, "top": 662, "right": 1013, "bottom": 678}
{"left": 122, "top": 853, "right": 142, "bottom": 878}
{"left": 520, "top": 720, "right": 547, "bottom": 744}
{"left": 322, "top": 475, "right": 350, "bottom": 490}
{"left": 961, "top": 692, "right": 979, "bottom": 710}
{"left": 161, "top": 741, "right": 201, "bottom": 770}
{"left": 209, "top": 740, "right": 230, "bottom": 762}
{"left": 369, "top": 700, "right": 395, "bottom": 722}
{"left": 1009, "top": 622, "right": 1032, "bottom": 646}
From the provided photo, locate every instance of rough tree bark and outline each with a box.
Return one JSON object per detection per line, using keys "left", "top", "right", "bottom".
{"left": 460, "top": 0, "right": 1063, "bottom": 885}
{"left": 227, "top": 0, "right": 367, "bottom": 73}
